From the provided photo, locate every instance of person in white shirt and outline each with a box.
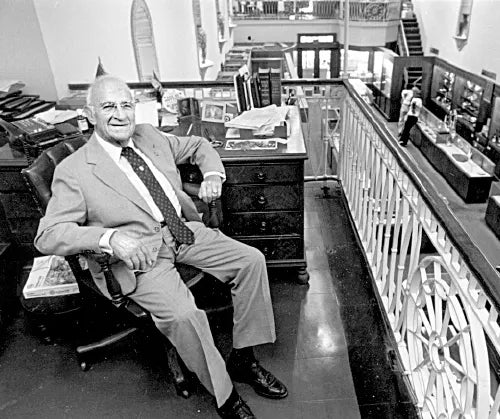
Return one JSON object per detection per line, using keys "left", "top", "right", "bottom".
{"left": 399, "top": 87, "right": 422, "bottom": 147}
{"left": 398, "top": 84, "right": 414, "bottom": 135}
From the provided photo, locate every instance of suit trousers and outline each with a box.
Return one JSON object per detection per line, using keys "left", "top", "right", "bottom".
{"left": 129, "top": 221, "right": 276, "bottom": 407}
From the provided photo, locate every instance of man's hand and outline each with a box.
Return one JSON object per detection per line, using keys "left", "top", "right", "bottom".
{"left": 198, "top": 175, "right": 222, "bottom": 204}
{"left": 109, "top": 231, "right": 154, "bottom": 271}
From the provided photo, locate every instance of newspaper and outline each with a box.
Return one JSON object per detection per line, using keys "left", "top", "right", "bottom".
{"left": 23, "top": 255, "right": 79, "bottom": 299}
{"left": 225, "top": 105, "right": 289, "bottom": 135}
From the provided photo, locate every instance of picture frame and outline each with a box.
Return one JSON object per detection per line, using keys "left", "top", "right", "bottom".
{"left": 201, "top": 101, "right": 227, "bottom": 123}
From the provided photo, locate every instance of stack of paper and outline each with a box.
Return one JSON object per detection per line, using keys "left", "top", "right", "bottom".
{"left": 225, "top": 105, "right": 289, "bottom": 136}
{"left": 35, "top": 108, "right": 76, "bottom": 125}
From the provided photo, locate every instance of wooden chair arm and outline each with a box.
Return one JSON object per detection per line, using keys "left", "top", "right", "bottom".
{"left": 182, "top": 182, "right": 221, "bottom": 228}
{"left": 92, "top": 253, "right": 127, "bottom": 308}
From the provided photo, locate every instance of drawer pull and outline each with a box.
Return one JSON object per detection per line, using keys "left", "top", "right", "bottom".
{"left": 256, "top": 171, "right": 266, "bottom": 181}
{"left": 259, "top": 221, "right": 267, "bottom": 233}
{"left": 256, "top": 195, "right": 267, "bottom": 207}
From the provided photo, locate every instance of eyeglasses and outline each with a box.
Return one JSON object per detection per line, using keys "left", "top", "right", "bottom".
{"left": 98, "top": 101, "right": 136, "bottom": 115}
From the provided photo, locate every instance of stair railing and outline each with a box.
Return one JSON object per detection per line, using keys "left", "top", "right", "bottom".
{"left": 398, "top": 19, "right": 410, "bottom": 56}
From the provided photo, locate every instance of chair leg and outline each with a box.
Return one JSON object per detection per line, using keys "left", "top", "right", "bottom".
{"left": 166, "top": 343, "right": 192, "bottom": 399}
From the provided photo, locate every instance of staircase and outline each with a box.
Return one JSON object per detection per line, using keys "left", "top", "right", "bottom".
{"left": 400, "top": 17, "right": 424, "bottom": 88}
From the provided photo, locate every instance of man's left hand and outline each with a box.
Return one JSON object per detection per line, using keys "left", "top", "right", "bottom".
{"left": 199, "top": 175, "right": 222, "bottom": 204}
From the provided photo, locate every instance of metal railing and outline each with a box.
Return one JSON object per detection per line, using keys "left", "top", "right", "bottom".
{"left": 69, "top": 78, "right": 500, "bottom": 417}
{"left": 233, "top": 1, "right": 402, "bottom": 22}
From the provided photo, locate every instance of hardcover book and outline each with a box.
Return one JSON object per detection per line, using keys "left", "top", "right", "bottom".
{"left": 258, "top": 68, "right": 272, "bottom": 107}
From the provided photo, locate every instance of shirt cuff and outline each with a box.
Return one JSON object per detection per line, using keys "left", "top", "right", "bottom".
{"left": 203, "top": 171, "right": 226, "bottom": 182}
{"left": 99, "top": 229, "right": 117, "bottom": 255}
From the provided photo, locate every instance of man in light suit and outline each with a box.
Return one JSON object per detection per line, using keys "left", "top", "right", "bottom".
{"left": 35, "top": 75, "right": 287, "bottom": 419}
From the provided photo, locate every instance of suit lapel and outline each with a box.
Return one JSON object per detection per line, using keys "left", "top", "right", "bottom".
{"left": 85, "top": 135, "right": 154, "bottom": 218}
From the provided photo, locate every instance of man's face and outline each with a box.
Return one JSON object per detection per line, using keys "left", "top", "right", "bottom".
{"left": 86, "top": 79, "right": 136, "bottom": 146}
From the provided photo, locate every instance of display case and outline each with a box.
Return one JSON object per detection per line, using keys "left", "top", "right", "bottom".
{"left": 412, "top": 106, "right": 449, "bottom": 147}
{"left": 368, "top": 49, "right": 426, "bottom": 122}
{"left": 430, "top": 66, "right": 455, "bottom": 116}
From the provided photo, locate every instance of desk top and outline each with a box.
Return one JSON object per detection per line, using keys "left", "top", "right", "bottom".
{"left": 174, "top": 106, "right": 308, "bottom": 162}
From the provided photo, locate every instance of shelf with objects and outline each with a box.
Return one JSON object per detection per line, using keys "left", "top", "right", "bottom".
{"left": 409, "top": 107, "right": 495, "bottom": 203}
{"left": 425, "top": 57, "right": 490, "bottom": 148}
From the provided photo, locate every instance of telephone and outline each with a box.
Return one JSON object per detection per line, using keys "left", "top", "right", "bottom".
{"left": 0, "top": 117, "right": 58, "bottom": 149}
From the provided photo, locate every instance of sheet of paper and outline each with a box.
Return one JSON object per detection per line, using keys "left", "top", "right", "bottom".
{"left": 0, "top": 79, "right": 25, "bottom": 93}
{"left": 35, "top": 108, "right": 76, "bottom": 125}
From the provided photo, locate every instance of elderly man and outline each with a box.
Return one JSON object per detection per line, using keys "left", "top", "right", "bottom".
{"left": 35, "top": 75, "right": 287, "bottom": 419}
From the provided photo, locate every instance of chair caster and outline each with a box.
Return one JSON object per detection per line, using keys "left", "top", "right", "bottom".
{"left": 79, "top": 360, "right": 91, "bottom": 372}
{"left": 173, "top": 378, "right": 192, "bottom": 399}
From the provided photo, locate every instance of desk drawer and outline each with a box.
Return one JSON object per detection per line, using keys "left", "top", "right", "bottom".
{"left": 223, "top": 185, "right": 301, "bottom": 212}
{"left": 224, "top": 211, "right": 302, "bottom": 236}
{"left": 238, "top": 236, "right": 303, "bottom": 260}
{"left": 225, "top": 163, "right": 302, "bottom": 185}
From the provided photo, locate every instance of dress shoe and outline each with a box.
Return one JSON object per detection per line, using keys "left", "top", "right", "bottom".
{"left": 227, "top": 360, "right": 288, "bottom": 399}
{"left": 217, "top": 395, "right": 256, "bottom": 419}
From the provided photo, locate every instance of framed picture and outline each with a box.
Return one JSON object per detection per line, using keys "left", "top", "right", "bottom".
{"left": 202, "top": 101, "right": 227, "bottom": 123}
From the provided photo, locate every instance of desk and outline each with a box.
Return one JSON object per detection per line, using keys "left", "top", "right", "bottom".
{"left": 486, "top": 196, "right": 500, "bottom": 239}
{"left": 177, "top": 106, "right": 309, "bottom": 282}
{"left": 411, "top": 123, "right": 493, "bottom": 203}
{"left": 0, "top": 106, "right": 309, "bottom": 287}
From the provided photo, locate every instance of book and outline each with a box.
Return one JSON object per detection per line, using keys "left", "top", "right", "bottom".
{"left": 270, "top": 68, "right": 282, "bottom": 106}
{"left": 250, "top": 75, "right": 261, "bottom": 108}
{"left": 233, "top": 73, "right": 247, "bottom": 113}
{"left": 23, "top": 255, "right": 79, "bottom": 299}
{"left": 258, "top": 68, "right": 271, "bottom": 107}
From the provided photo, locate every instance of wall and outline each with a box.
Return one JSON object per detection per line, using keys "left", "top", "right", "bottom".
{"left": 0, "top": 0, "right": 57, "bottom": 99}
{"left": 414, "top": 0, "right": 500, "bottom": 80}
{"left": 233, "top": 20, "right": 399, "bottom": 47}
{"left": 30, "top": 0, "right": 226, "bottom": 98}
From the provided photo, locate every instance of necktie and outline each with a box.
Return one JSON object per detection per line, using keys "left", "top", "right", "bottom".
{"left": 121, "top": 147, "right": 194, "bottom": 245}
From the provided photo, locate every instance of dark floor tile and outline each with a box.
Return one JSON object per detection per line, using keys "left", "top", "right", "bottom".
{"left": 299, "top": 399, "right": 361, "bottom": 419}
{"left": 358, "top": 401, "right": 419, "bottom": 419}
{"left": 348, "top": 344, "right": 414, "bottom": 407}
{"left": 340, "top": 303, "right": 388, "bottom": 347}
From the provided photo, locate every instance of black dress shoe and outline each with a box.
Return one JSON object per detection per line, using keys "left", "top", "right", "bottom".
{"left": 227, "top": 361, "right": 288, "bottom": 399}
{"left": 217, "top": 395, "right": 256, "bottom": 419}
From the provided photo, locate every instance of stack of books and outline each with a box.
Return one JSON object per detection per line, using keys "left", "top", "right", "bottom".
{"left": 233, "top": 65, "right": 282, "bottom": 114}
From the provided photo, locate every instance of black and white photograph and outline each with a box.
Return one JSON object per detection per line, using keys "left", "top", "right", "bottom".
{"left": 1, "top": 1, "right": 500, "bottom": 418}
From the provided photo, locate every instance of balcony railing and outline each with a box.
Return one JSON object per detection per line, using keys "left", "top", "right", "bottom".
{"left": 69, "top": 78, "right": 500, "bottom": 417}
{"left": 233, "top": 1, "right": 402, "bottom": 22}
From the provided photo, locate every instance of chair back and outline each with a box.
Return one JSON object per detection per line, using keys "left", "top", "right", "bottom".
{"left": 21, "top": 136, "right": 87, "bottom": 214}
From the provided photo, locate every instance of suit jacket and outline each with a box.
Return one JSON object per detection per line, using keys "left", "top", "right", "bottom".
{"left": 35, "top": 124, "right": 225, "bottom": 295}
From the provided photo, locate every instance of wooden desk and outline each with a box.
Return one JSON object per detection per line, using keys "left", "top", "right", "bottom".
{"left": 411, "top": 123, "right": 493, "bottom": 203}
{"left": 177, "top": 106, "right": 309, "bottom": 282}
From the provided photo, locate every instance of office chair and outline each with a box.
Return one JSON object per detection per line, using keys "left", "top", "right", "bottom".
{"left": 21, "top": 135, "right": 231, "bottom": 398}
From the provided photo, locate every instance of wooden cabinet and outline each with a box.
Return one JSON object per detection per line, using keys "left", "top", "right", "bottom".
{"left": 179, "top": 106, "right": 309, "bottom": 282}
{"left": 222, "top": 160, "right": 307, "bottom": 280}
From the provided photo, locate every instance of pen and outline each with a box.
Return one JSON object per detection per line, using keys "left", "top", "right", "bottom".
{"left": 186, "top": 123, "right": 193, "bottom": 136}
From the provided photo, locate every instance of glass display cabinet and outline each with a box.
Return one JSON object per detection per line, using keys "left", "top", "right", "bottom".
{"left": 430, "top": 66, "right": 455, "bottom": 116}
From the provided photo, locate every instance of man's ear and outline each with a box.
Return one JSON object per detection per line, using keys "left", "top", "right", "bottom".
{"left": 84, "top": 105, "right": 96, "bottom": 124}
